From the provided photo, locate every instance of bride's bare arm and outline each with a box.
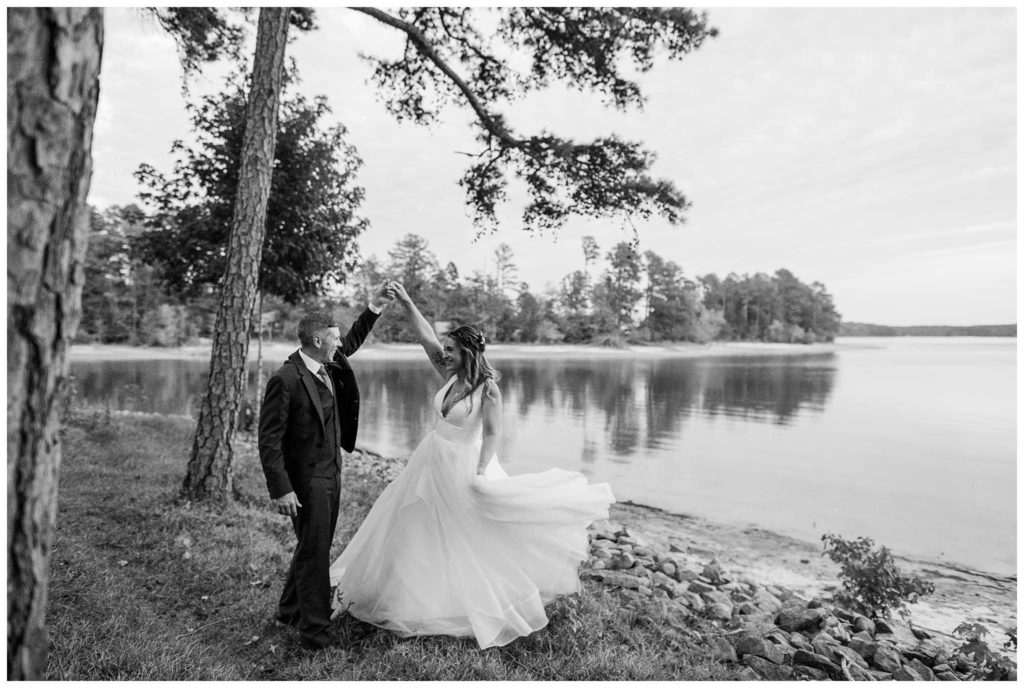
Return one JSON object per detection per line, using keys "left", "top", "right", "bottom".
{"left": 477, "top": 380, "right": 502, "bottom": 475}
{"left": 388, "top": 281, "right": 446, "bottom": 379}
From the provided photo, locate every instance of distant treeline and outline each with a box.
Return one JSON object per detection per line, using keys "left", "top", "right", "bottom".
{"left": 839, "top": 323, "right": 1016, "bottom": 337}
{"left": 78, "top": 205, "right": 842, "bottom": 347}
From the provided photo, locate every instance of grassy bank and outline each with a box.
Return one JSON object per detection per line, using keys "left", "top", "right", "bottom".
{"left": 47, "top": 409, "right": 741, "bottom": 680}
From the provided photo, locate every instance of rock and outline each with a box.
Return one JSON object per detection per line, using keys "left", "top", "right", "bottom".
{"left": 609, "top": 552, "right": 636, "bottom": 570}
{"left": 793, "top": 649, "right": 844, "bottom": 680}
{"left": 833, "top": 607, "right": 856, "bottom": 622}
{"left": 702, "top": 590, "right": 732, "bottom": 607}
{"left": 633, "top": 546, "right": 653, "bottom": 558}
{"left": 908, "top": 658, "right": 937, "bottom": 680}
{"left": 637, "top": 585, "right": 653, "bottom": 597}
{"left": 825, "top": 624, "right": 852, "bottom": 643}
{"left": 846, "top": 663, "right": 877, "bottom": 681}
{"left": 617, "top": 536, "right": 638, "bottom": 546}
{"left": 808, "top": 597, "right": 826, "bottom": 609}
{"left": 682, "top": 592, "right": 705, "bottom": 613}
{"left": 791, "top": 666, "right": 828, "bottom": 681}
{"left": 591, "top": 560, "right": 607, "bottom": 570}
{"left": 776, "top": 606, "right": 826, "bottom": 633}
{"left": 788, "top": 632, "right": 813, "bottom": 652}
{"left": 651, "top": 571, "right": 676, "bottom": 591}
{"left": 875, "top": 618, "right": 895, "bottom": 634}
{"left": 811, "top": 635, "right": 841, "bottom": 663}
{"left": 848, "top": 637, "right": 878, "bottom": 660}
{"left": 668, "top": 542, "right": 685, "bottom": 553}
{"left": 734, "top": 636, "right": 770, "bottom": 658}
{"left": 872, "top": 643, "right": 905, "bottom": 673}
{"left": 688, "top": 580, "right": 715, "bottom": 594}
{"left": 708, "top": 603, "right": 733, "bottom": 621}
{"left": 659, "top": 561, "right": 677, "bottom": 578}
{"left": 854, "top": 614, "right": 876, "bottom": 635}
{"left": 702, "top": 559, "right": 725, "bottom": 583}
{"left": 738, "top": 602, "right": 760, "bottom": 616}
{"left": 711, "top": 637, "right": 738, "bottom": 663}
{"left": 589, "top": 570, "right": 647, "bottom": 590}
{"left": 832, "top": 644, "right": 870, "bottom": 670}
{"left": 675, "top": 569, "right": 697, "bottom": 583}
{"left": 893, "top": 664, "right": 927, "bottom": 681}
{"left": 731, "top": 591, "right": 754, "bottom": 604}
{"left": 737, "top": 667, "right": 761, "bottom": 681}
{"left": 753, "top": 590, "right": 782, "bottom": 613}
{"left": 935, "top": 671, "right": 961, "bottom": 681}
{"left": 744, "top": 655, "right": 793, "bottom": 681}
{"left": 852, "top": 630, "right": 875, "bottom": 642}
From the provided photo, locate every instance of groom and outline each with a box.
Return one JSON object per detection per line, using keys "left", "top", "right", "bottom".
{"left": 258, "top": 286, "right": 391, "bottom": 650}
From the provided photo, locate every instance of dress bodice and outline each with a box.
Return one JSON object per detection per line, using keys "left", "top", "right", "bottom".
{"left": 433, "top": 376, "right": 485, "bottom": 444}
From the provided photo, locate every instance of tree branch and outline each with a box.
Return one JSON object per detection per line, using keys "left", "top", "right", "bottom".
{"left": 352, "top": 7, "right": 522, "bottom": 148}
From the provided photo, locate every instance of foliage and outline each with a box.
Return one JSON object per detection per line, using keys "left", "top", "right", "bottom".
{"left": 354, "top": 7, "right": 716, "bottom": 234}
{"left": 48, "top": 412, "right": 743, "bottom": 680}
{"left": 82, "top": 221, "right": 844, "bottom": 347}
{"left": 821, "top": 533, "right": 935, "bottom": 619}
{"left": 150, "top": 8, "right": 317, "bottom": 82}
{"left": 135, "top": 70, "right": 366, "bottom": 305}
{"left": 951, "top": 622, "right": 1017, "bottom": 680}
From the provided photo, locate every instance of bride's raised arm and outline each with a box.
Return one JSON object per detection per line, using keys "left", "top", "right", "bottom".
{"left": 387, "top": 281, "right": 447, "bottom": 379}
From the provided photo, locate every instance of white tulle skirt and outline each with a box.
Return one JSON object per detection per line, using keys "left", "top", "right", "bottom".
{"left": 329, "top": 429, "right": 614, "bottom": 649}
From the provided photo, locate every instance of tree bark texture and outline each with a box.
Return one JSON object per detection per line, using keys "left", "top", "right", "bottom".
{"left": 182, "top": 8, "right": 289, "bottom": 501}
{"left": 6, "top": 8, "right": 103, "bottom": 679}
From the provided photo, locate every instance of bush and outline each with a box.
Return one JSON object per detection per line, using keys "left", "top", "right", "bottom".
{"left": 821, "top": 533, "right": 935, "bottom": 619}
{"left": 952, "top": 622, "right": 1017, "bottom": 680}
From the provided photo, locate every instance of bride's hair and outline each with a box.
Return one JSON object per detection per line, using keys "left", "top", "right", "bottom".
{"left": 447, "top": 325, "right": 500, "bottom": 411}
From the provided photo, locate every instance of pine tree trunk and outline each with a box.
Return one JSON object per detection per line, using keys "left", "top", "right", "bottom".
{"left": 254, "top": 290, "right": 265, "bottom": 428}
{"left": 7, "top": 8, "right": 103, "bottom": 679}
{"left": 182, "top": 8, "right": 289, "bottom": 502}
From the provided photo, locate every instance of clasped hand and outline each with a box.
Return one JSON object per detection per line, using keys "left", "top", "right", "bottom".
{"left": 272, "top": 491, "right": 302, "bottom": 518}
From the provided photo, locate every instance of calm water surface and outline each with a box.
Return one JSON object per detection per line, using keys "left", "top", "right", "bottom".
{"left": 69, "top": 337, "right": 1016, "bottom": 575}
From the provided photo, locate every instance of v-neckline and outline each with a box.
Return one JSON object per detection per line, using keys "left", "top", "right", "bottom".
{"left": 440, "top": 376, "right": 463, "bottom": 420}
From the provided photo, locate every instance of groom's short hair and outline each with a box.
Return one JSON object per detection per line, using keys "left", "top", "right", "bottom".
{"left": 298, "top": 311, "right": 336, "bottom": 346}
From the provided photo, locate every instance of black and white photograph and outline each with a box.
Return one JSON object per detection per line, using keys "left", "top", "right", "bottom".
{"left": 7, "top": 5, "right": 1016, "bottom": 681}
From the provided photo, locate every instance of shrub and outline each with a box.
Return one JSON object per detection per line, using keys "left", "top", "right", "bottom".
{"left": 952, "top": 622, "right": 1017, "bottom": 680}
{"left": 821, "top": 533, "right": 935, "bottom": 618}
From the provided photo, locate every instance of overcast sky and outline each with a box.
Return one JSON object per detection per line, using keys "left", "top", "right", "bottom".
{"left": 89, "top": 6, "right": 1017, "bottom": 327}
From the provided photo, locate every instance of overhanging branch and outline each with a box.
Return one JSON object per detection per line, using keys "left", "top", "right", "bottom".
{"left": 352, "top": 7, "right": 522, "bottom": 149}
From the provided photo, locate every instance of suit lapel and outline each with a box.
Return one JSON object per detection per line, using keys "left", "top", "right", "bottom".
{"left": 291, "top": 351, "right": 326, "bottom": 429}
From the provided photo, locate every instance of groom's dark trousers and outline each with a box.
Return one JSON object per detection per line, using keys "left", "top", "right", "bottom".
{"left": 258, "top": 308, "right": 379, "bottom": 648}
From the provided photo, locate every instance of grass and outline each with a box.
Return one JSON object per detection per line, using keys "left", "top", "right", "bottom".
{"left": 47, "top": 407, "right": 742, "bottom": 680}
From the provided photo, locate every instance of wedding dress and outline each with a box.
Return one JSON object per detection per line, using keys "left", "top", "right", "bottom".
{"left": 329, "top": 375, "right": 615, "bottom": 649}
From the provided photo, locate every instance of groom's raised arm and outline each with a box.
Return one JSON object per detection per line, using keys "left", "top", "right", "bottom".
{"left": 337, "top": 284, "right": 391, "bottom": 357}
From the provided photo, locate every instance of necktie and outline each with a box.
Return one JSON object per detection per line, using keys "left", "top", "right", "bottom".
{"left": 316, "top": 365, "right": 333, "bottom": 396}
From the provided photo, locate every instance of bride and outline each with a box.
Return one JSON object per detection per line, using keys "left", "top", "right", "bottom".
{"left": 329, "top": 281, "right": 615, "bottom": 649}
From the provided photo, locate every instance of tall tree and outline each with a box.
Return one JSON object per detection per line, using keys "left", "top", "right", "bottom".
{"left": 582, "top": 235, "right": 600, "bottom": 280}
{"left": 7, "top": 8, "right": 103, "bottom": 678}
{"left": 135, "top": 76, "right": 365, "bottom": 302}
{"left": 182, "top": 8, "right": 291, "bottom": 501}
{"left": 597, "top": 242, "right": 644, "bottom": 332}
{"left": 493, "top": 243, "right": 517, "bottom": 295}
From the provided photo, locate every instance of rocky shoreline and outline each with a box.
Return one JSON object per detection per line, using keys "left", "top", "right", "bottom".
{"left": 346, "top": 445, "right": 1017, "bottom": 679}
{"left": 584, "top": 521, "right": 1015, "bottom": 681}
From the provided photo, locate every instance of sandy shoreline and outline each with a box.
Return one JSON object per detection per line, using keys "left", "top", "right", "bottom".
{"left": 68, "top": 339, "right": 875, "bottom": 362}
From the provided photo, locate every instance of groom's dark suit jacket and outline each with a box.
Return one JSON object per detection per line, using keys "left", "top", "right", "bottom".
{"left": 258, "top": 308, "right": 380, "bottom": 500}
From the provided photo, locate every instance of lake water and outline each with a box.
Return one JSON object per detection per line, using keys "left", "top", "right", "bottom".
{"left": 68, "top": 337, "right": 1016, "bottom": 576}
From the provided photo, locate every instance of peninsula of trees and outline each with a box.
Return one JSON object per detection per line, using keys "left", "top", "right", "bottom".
{"left": 81, "top": 206, "right": 842, "bottom": 347}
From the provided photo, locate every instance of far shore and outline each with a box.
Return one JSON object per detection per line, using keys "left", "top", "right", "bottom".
{"left": 69, "top": 338, "right": 875, "bottom": 362}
